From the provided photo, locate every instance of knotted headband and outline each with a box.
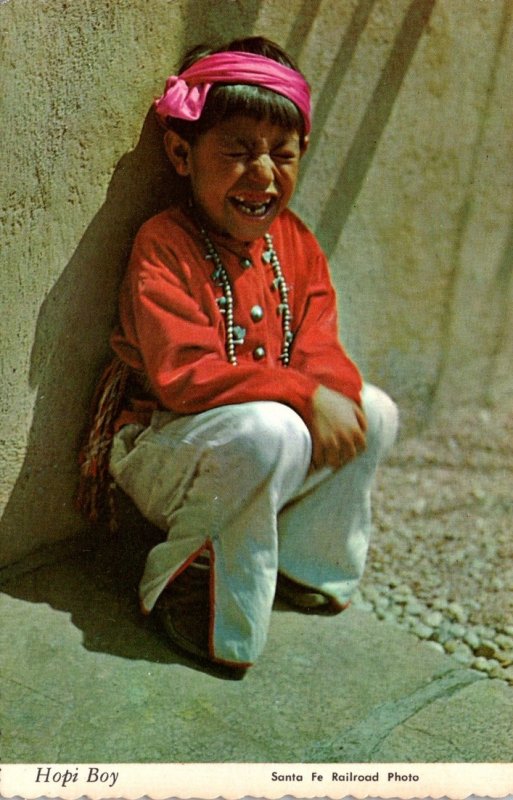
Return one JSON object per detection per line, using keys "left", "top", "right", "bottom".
{"left": 154, "top": 51, "right": 312, "bottom": 133}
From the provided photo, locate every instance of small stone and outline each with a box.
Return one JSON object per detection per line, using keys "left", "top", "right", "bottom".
{"left": 488, "top": 665, "right": 508, "bottom": 680}
{"left": 411, "top": 622, "right": 434, "bottom": 639}
{"left": 447, "top": 622, "right": 466, "bottom": 638}
{"left": 495, "top": 633, "right": 513, "bottom": 650}
{"left": 472, "top": 657, "right": 491, "bottom": 672}
{"left": 501, "top": 625, "right": 513, "bottom": 637}
{"left": 431, "top": 597, "right": 450, "bottom": 611}
{"left": 501, "top": 665, "right": 513, "bottom": 682}
{"left": 447, "top": 602, "right": 467, "bottom": 623}
{"left": 463, "top": 630, "right": 481, "bottom": 650}
{"left": 495, "top": 649, "right": 513, "bottom": 666}
{"left": 421, "top": 610, "right": 444, "bottom": 628}
{"left": 452, "top": 648, "right": 473, "bottom": 665}
{"left": 405, "top": 601, "right": 425, "bottom": 616}
{"left": 444, "top": 639, "right": 460, "bottom": 654}
{"left": 424, "top": 641, "right": 445, "bottom": 655}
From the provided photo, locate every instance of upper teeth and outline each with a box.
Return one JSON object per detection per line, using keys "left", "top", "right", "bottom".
{"left": 233, "top": 196, "right": 271, "bottom": 216}
{"left": 235, "top": 196, "right": 267, "bottom": 204}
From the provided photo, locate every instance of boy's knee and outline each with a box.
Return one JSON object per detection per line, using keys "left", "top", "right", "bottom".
{"left": 227, "top": 401, "right": 311, "bottom": 465}
{"left": 361, "top": 384, "right": 399, "bottom": 458}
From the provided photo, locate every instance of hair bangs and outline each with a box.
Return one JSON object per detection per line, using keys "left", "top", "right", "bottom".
{"left": 206, "top": 84, "right": 304, "bottom": 133}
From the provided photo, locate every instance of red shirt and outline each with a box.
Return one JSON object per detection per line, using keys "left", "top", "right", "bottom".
{"left": 111, "top": 205, "right": 362, "bottom": 431}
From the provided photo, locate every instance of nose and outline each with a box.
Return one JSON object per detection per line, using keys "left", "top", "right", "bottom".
{"left": 247, "top": 154, "right": 275, "bottom": 185}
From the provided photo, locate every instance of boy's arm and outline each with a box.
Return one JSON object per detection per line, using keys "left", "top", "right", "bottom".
{"left": 286, "top": 246, "right": 367, "bottom": 468}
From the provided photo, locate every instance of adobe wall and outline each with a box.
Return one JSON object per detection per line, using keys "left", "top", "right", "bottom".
{"left": 1, "top": 0, "right": 512, "bottom": 565}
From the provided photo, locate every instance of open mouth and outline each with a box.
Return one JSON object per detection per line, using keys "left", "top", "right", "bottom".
{"left": 230, "top": 195, "right": 276, "bottom": 218}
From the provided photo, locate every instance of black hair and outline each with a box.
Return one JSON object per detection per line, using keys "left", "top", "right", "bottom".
{"left": 163, "top": 36, "right": 307, "bottom": 145}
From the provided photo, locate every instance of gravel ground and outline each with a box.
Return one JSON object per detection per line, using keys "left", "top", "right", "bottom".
{"left": 356, "top": 405, "right": 513, "bottom": 684}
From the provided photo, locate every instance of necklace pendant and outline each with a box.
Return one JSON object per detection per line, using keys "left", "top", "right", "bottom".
{"left": 232, "top": 325, "right": 246, "bottom": 345}
{"left": 262, "top": 250, "right": 272, "bottom": 264}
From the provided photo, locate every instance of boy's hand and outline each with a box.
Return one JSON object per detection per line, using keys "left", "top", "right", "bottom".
{"left": 310, "top": 385, "right": 367, "bottom": 470}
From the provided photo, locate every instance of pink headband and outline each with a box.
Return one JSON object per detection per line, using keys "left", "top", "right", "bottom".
{"left": 154, "top": 51, "right": 311, "bottom": 133}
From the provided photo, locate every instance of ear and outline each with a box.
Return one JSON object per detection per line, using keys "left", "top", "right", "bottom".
{"left": 164, "top": 130, "right": 192, "bottom": 177}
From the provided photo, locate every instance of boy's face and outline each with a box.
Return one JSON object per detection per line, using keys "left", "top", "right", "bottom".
{"left": 166, "top": 115, "right": 304, "bottom": 242}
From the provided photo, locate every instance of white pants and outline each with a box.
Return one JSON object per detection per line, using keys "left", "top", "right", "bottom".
{"left": 109, "top": 384, "right": 398, "bottom": 665}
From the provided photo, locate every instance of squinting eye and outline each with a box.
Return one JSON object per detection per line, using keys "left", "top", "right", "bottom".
{"left": 273, "top": 151, "right": 298, "bottom": 162}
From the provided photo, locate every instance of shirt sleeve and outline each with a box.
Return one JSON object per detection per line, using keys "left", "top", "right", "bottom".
{"left": 288, "top": 247, "right": 363, "bottom": 404}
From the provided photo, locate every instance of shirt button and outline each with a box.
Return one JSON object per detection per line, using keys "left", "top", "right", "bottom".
{"left": 250, "top": 304, "right": 264, "bottom": 322}
{"left": 240, "top": 257, "right": 252, "bottom": 269}
{"left": 253, "top": 346, "right": 266, "bottom": 360}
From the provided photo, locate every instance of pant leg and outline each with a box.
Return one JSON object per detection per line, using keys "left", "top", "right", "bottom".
{"left": 109, "top": 401, "right": 312, "bottom": 665}
{"left": 277, "top": 384, "right": 398, "bottom": 605}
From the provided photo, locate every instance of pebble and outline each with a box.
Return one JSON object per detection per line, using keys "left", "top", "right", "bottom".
{"left": 422, "top": 610, "right": 444, "bottom": 628}
{"left": 496, "top": 649, "right": 513, "bottom": 666}
{"left": 405, "top": 600, "right": 425, "bottom": 616}
{"left": 463, "top": 630, "right": 481, "bottom": 650}
{"left": 425, "top": 641, "right": 445, "bottom": 655}
{"left": 452, "top": 648, "right": 473, "bottom": 666}
{"left": 447, "top": 622, "right": 467, "bottom": 638}
{"left": 411, "top": 622, "right": 433, "bottom": 639}
{"left": 495, "top": 633, "right": 513, "bottom": 650}
{"left": 472, "top": 657, "right": 491, "bottom": 672}
{"left": 501, "top": 665, "right": 513, "bottom": 682}
{"left": 447, "top": 602, "right": 467, "bottom": 623}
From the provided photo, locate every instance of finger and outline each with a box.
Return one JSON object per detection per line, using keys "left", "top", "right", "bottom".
{"left": 354, "top": 427, "right": 367, "bottom": 452}
{"left": 354, "top": 404, "right": 368, "bottom": 432}
{"left": 311, "top": 437, "right": 325, "bottom": 470}
{"left": 336, "top": 437, "right": 357, "bottom": 467}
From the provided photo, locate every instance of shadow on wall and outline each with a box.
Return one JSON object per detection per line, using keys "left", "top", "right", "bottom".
{"left": 0, "top": 110, "right": 183, "bottom": 564}
{"left": 310, "top": 0, "right": 436, "bottom": 258}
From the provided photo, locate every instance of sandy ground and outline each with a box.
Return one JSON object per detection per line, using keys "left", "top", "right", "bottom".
{"left": 365, "top": 405, "right": 513, "bottom": 630}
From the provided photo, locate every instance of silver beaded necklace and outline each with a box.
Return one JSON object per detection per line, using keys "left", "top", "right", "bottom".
{"left": 200, "top": 227, "right": 294, "bottom": 367}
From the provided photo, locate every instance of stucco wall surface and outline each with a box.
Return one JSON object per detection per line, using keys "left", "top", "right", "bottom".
{"left": 1, "top": 0, "right": 512, "bottom": 565}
